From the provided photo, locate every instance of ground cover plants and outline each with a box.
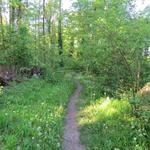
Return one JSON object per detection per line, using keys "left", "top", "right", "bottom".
{"left": 78, "top": 76, "right": 150, "bottom": 150}
{"left": 0, "top": 78, "right": 75, "bottom": 150}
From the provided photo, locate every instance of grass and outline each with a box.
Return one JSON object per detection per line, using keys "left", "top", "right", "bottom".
{"left": 78, "top": 76, "right": 150, "bottom": 150}
{"left": 0, "top": 78, "right": 75, "bottom": 150}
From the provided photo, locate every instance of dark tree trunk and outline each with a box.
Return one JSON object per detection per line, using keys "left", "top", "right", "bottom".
{"left": 47, "top": 15, "right": 52, "bottom": 43}
{"left": 58, "top": 0, "right": 63, "bottom": 55}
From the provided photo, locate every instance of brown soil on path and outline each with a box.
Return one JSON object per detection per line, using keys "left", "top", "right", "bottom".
{"left": 63, "top": 81, "right": 86, "bottom": 150}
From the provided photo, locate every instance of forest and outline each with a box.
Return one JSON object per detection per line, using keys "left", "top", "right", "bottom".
{"left": 0, "top": 0, "right": 150, "bottom": 150}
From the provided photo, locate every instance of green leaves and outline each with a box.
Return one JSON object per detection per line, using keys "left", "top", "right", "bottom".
{"left": 63, "top": 0, "right": 150, "bottom": 95}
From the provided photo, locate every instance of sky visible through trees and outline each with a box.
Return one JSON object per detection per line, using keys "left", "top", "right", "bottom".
{"left": 63, "top": 0, "right": 150, "bottom": 11}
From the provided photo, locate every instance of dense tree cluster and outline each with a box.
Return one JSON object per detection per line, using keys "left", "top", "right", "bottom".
{"left": 64, "top": 0, "right": 150, "bottom": 96}
{"left": 0, "top": 0, "right": 150, "bottom": 95}
{"left": 0, "top": 0, "right": 63, "bottom": 67}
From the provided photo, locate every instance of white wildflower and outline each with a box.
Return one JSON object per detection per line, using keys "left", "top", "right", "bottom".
{"left": 38, "top": 132, "right": 42, "bottom": 136}
{"left": 37, "top": 126, "right": 41, "bottom": 131}
{"left": 16, "top": 146, "right": 21, "bottom": 150}
{"left": 133, "top": 137, "right": 137, "bottom": 141}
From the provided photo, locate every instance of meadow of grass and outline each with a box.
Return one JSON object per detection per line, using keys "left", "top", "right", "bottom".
{"left": 0, "top": 78, "right": 75, "bottom": 150}
{"left": 78, "top": 76, "right": 150, "bottom": 150}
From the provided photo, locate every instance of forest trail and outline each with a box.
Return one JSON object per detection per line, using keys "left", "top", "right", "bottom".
{"left": 63, "top": 81, "right": 86, "bottom": 150}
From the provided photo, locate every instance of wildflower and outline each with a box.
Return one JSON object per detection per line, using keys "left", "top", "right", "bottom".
{"left": 131, "top": 125, "right": 135, "bottom": 129}
{"left": 106, "top": 97, "right": 110, "bottom": 101}
{"left": 133, "top": 137, "right": 137, "bottom": 141}
{"left": 92, "top": 93, "right": 96, "bottom": 96}
{"left": 37, "top": 126, "right": 41, "bottom": 131}
{"left": 38, "top": 132, "right": 42, "bottom": 136}
{"left": 28, "top": 121, "right": 32, "bottom": 125}
{"left": 16, "top": 146, "right": 21, "bottom": 150}
{"left": 41, "top": 102, "right": 44, "bottom": 105}
{"left": 143, "top": 132, "right": 146, "bottom": 136}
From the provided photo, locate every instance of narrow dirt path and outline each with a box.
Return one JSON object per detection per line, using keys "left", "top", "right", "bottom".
{"left": 63, "top": 81, "right": 86, "bottom": 150}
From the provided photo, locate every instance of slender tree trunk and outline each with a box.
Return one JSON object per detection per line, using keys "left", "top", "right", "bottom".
{"left": 48, "top": 17, "right": 51, "bottom": 34}
{"left": 135, "top": 52, "right": 141, "bottom": 92}
{"left": 58, "top": 0, "right": 63, "bottom": 54}
{"left": 37, "top": 0, "right": 41, "bottom": 63}
{"left": 17, "top": 0, "right": 22, "bottom": 28}
{"left": 58, "top": 0, "right": 63, "bottom": 66}
{"left": 9, "top": 0, "right": 15, "bottom": 30}
{"left": 118, "top": 48, "right": 136, "bottom": 97}
{"left": 47, "top": 15, "right": 52, "bottom": 45}
{"left": 34, "top": 10, "right": 37, "bottom": 64}
{"left": 24, "top": 0, "right": 29, "bottom": 25}
{"left": 0, "top": 0, "right": 2, "bottom": 25}
{"left": 43, "top": 0, "right": 45, "bottom": 36}
{"left": 42, "top": 0, "right": 46, "bottom": 63}
{"left": 0, "top": 0, "right": 3, "bottom": 47}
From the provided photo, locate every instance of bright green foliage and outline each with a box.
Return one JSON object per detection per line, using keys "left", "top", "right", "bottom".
{"left": 0, "top": 0, "right": 150, "bottom": 149}
{"left": 78, "top": 76, "right": 150, "bottom": 150}
{"left": 0, "top": 78, "right": 75, "bottom": 150}
{"left": 11, "top": 26, "right": 33, "bottom": 66}
{"left": 79, "top": 98, "right": 149, "bottom": 150}
{"left": 64, "top": 0, "right": 150, "bottom": 96}
{"left": 0, "top": 25, "right": 33, "bottom": 66}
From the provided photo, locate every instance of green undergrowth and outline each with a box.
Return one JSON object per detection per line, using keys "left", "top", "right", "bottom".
{"left": 0, "top": 78, "right": 75, "bottom": 150}
{"left": 78, "top": 75, "right": 150, "bottom": 150}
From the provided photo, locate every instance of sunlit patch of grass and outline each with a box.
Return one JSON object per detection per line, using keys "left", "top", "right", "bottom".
{"left": 79, "top": 98, "right": 130, "bottom": 125}
{"left": 0, "top": 78, "right": 75, "bottom": 150}
{"left": 78, "top": 97, "right": 149, "bottom": 150}
{"left": 77, "top": 75, "right": 150, "bottom": 150}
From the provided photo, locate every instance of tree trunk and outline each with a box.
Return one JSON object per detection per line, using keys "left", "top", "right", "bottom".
{"left": 43, "top": 0, "right": 45, "bottom": 36}
{"left": 135, "top": 52, "right": 141, "bottom": 92}
{"left": 58, "top": 0, "right": 63, "bottom": 66}
{"left": 17, "top": 0, "right": 22, "bottom": 27}
{"left": 58, "top": 0, "right": 63, "bottom": 54}
{"left": 0, "top": 0, "right": 3, "bottom": 47}
{"left": 9, "top": 0, "right": 15, "bottom": 30}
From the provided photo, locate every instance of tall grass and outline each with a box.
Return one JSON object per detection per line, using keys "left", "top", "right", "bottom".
{"left": 0, "top": 78, "right": 75, "bottom": 150}
{"left": 78, "top": 76, "right": 149, "bottom": 150}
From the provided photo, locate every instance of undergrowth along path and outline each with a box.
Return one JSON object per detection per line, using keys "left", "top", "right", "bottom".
{"left": 63, "top": 81, "right": 86, "bottom": 150}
